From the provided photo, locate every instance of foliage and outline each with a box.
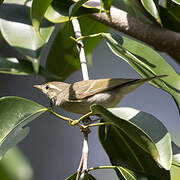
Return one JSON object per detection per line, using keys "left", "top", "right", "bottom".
{"left": 0, "top": 0, "right": 179, "bottom": 179}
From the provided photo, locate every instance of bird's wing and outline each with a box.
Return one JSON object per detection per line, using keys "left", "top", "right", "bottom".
{"left": 68, "top": 75, "right": 166, "bottom": 100}
{"left": 68, "top": 78, "right": 138, "bottom": 100}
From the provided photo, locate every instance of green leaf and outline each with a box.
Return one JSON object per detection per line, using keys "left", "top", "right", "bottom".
{"left": 172, "top": 142, "right": 180, "bottom": 167}
{"left": 91, "top": 105, "right": 170, "bottom": 179}
{"left": 156, "top": 133, "right": 172, "bottom": 170}
{"left": 0, "top": 57, "right": 62, "bottom": 81}
{"left": 160, "top": 0, "right": 180, "bottom": 33}
{"left": 0, "top": 96, "right": 47, "bottom": 159}
{"left": 45, "top": 23, "right": 80, "bottom": 81}
{"left": 69, "top": 0, "right": 89, "bottom": 19}
{"left": 172, "top": 155, "right": 180, "bottom": 168}
{"left": 112, "top": 0, "right": 153, "bottom": 24}
{"left": 102, "top": 33, "right": 180, "bottom": 113}
{"left": 159, "top": 5, "right": 180, "bottom": 33}
{"left": 160, "top": 0, "right": 170, "bottom": 8}
{"left": 108, "top": 107, "right": 172, "bottom": 171}
{"left": 79, "top": 16, "right": 109, "bottom": 58}
{"left": 101, "top": 0, "right": 112, "bottom": 11}
{"left": 65, "top": 173, "right": 96, "bottom": 180}
{"left": 0, "top": 0, "right": 3, "bottom": 6}
{"left": 171, "top": 162, "right": 180, "bottom": 179}
{"left": 170, "top": 143, "right": 180, "bottom": 178}
{"left": 160, "top": 0, "right": 180, "bottom": 30}
{"left": 0, "top": 147, "right": 33, "bottom": 180}
{"left": 141, "top": 0, "right": 162, "bottom": 24}
{"left": 46, "top": 17, "right": 108, "bottom": 80}
{"left": 117, "top": 167, "right": 158, "bottom": 180}
{"left": 31, "top": 0, "right": 53, "bottom": 33}
{"left": 0, "top": 0, "right": 54, "bottom": 73}
{"left": 0, "top": 57, "right": 35, "bottom": 75}
{"left": 45, "top": 0, "right": 100, "bottom": 23}
{"left": 171, "top": 0, "right": 180, "bottom": 5}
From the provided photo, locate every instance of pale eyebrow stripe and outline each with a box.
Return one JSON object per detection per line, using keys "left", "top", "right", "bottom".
{"left": 49, "top": 84, "right": 62, "bottom": 91}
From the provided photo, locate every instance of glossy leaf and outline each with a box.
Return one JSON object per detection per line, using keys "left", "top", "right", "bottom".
{"left": 156, "top": 133, "right": 172, "bottom": 170}
{"left": 117, "top": 167, "right": 158, "bottom": 180}
{"left": 0, "top": 57, "right": 35, "bottom": 75}
{"left": 167, "top": 3, "right": 180, "bottom": 22}
{"left": 108, "top": 107, "right": 172, "bottom": 170}
{"left": 91, "top": 105, "right": 170, "bottom": 179}
{"left": 0, "top": 0, "right": 54, "bottom": 73}
{"left": 169, "top": 142, "right": 180, "bottom": 178}
{"left": 45, "top": 23, "right": 80, "bottom": 81}
{"left": 171, "top": 164, "right": 180, "bottom": 179}
{"left": 172, "top": 142, "right": 180, "bottom": 167}
{"left": 0, "top": 96, "right": 47, "bottom": 159}
{"left": 69, "top": 0, "right": 89, "bottom": 19}
{"left": 159, "top": 5, "right": 180, "bottom": 33}
{"left": 101, "top": 0, "right": 112, "bottom": 18}
{"left": 159, "top": 0, "right": 180, "bottom": 32}
{"left": 101, "top": 0, "right": 112, "bottom": 11}
{"left": 45, "top": 0, "right": 100, "bottom": 23}
{"left": 171, "top": 0, "right": 180, "bottom": 5}
{"left": 112, "top": 0, "right": 153, "bottom": 24}
{"left": 160, "top": 0, "right": 171, "bottom": 8}
{"left": 0, "top": 0, "right": 3, "bottom": 6}
{"left": 65, "top": 173, "right": 96, "bottom": 180}
{"left": 0, "top": 147, "right": 33, "bottom": 180}
{"left": 0, "top": 57, "right": 62, "bottom": 81}
{"left": 103, "top": 33, "right": 180, "bottom": 113}
{"left": 46, "top": 17, "right": 108, "bottom": 80}
{"left": 172, "top": 155, "right": 180, "bottom": 168}
{"left": 31, "top": 0, "right": 53, "bottom": 33}
{"left": 141, "top": 0, "right": 162, "bottom": 24}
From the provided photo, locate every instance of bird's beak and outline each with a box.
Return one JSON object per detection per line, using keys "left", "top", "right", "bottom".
{"left": 33, "top": 85, "right": 43, "bottom": 91}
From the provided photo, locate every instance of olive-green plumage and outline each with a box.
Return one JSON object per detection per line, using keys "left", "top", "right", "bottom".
{"left": 34, "top": 76, "right": 166, "bottom": 114}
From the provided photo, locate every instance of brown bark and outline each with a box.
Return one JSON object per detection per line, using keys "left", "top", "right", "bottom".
{"left": 89, "top": 7, "right": 180, "bottom": 65}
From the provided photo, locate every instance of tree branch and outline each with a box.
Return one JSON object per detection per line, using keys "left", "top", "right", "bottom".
{"left": 72, "top": 18, "right": 89, "bottom": 180}
{"left": 72, "top": 18, "right": 89, "bottom": 80}
{"left": 89, "top": 6, "right": 180, "bottom": 64}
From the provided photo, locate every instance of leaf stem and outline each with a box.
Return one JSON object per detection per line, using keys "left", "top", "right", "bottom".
{"left": 47, "top": 108, "right": 73, "bottom": 124}
{"left": 71, "top": 111, "right": 93, "bottom": 126}
{"left": 85, "top": 165, "right": 116, "bottom": 173}
{"left": 86, "top": 122, "right": 111, "bottom": 128}
{"left": 70, "top": 32, "right": 103, "bottom": 42}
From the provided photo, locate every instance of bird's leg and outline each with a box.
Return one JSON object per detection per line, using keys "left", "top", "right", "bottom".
{"left": 82, "top": 117, "right": 92, "bottom": 125}
{"left": 49, "top": 97, "right": 57, "bottom": 111}
{"left": 50, "top": 99, "right": 54, "bottom": 110}
{"left": 82, "top": 116, "right": 103, "bottom": 125}
{"left": 79, "top": 125, "right": 91, "bottom": 134}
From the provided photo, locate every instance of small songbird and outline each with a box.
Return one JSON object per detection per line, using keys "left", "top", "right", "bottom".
{"left": 34, "top": 76, "right": 165, "bottom": 114}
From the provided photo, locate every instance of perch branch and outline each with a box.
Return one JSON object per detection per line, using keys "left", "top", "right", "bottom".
{"left": 72, "top": 18, "right": 90, "bottom": 180}
{"left": 89, "top": 4, "right": 180, "bottom": 64}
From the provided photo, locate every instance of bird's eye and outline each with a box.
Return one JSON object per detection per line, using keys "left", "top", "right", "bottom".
{"left": 45, "top": 85, "right": 49, "bottom": 90}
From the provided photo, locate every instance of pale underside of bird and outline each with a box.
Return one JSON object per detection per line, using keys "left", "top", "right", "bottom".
{"left": 34, "top": 76, "right": 165, "bottom": 114}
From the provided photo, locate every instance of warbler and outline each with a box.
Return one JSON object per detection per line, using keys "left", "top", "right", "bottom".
{"left": 34, "top": 76, "right": 166, "bottom": 114}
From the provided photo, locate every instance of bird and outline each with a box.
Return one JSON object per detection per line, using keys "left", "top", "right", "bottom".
{"left": 34, "top": 76, "right": 166, "bottom": 114}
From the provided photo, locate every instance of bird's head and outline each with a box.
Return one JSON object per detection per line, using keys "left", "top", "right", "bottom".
{"left": 34, "top": 82, "right": 69, "bottom": 102}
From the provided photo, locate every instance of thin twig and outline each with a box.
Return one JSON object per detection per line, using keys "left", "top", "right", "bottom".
{"left": 72, "top": 18, "right": 89, "bottom": 80}
{"left": 84, "top": 165, "right": 116, "bottom": 173}
{"left": 72, "top": 18, "right": 90, "bottom": 180}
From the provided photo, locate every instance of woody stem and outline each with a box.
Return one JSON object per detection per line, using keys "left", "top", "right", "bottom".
{"left": 72, "top": 18, "right": 90, "bottom": 180}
